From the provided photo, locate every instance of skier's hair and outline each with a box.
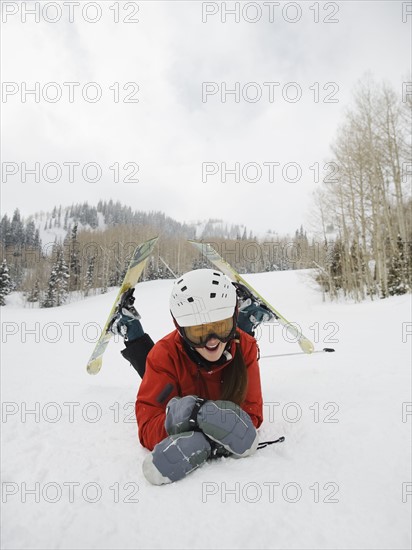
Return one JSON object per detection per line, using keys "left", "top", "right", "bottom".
{"left": 220, "top": 338, "right": 248, "bottom": 405}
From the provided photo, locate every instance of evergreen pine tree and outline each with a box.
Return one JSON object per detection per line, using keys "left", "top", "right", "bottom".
{"left": 192, "top": 257, "right": 207, "bottom": 270}
{"left": 63, "top": 209, "right": 69, "bottom": 230}
{"left": 108, "top": 255, "right": 123, "bottom": 287}
{"left": 26, "top": 279, "right": 41, "bottom": 303}
{"left": 42, "top": 247, "right": 69, "bottom": 307}
{"left": 25, "top": 220, "right": 36, "bottom": 247}
{"left": 11, "top": 209, "right": 24, "bottom": 247}
{"left": 84, "top": 255, "right": 95, "bottom": 297}
{"left": 144, "top": 258, "right": 157, "bottom": 281}
{"left": 0, "top": 259, "right": 12, "bottom": 306}
{"left": 387, "top": 235, "right": 408, "bottom": 296}
{"left": 0, "top": 214, "right": 12, "bottom": 248}
{"left": 42, "top": 266, "right": 58, "bottom": 308}
{"left": 330, "top": 240, "right": 343, "bottom": 290}
{"left": 68, "top": 223, "right": 81, "bottom": 291}
{"left": 33, "top": 228, "right": 41, "bottom": 250}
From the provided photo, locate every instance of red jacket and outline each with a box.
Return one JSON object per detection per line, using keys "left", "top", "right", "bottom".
{"left": 135, "top": 329, "right": 264, "bottom": 450}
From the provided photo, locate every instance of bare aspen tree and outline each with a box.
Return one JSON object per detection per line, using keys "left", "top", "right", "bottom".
{"left": 314, "top": 76, "right": 411, "bottom": 300}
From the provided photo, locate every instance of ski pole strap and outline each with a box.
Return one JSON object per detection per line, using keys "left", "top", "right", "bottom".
{"left": 257, "top": 436, "right": 285, "bottom": 450}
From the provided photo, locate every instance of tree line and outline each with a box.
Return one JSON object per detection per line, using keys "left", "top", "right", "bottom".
{"left": 0, "top": 205, "right": 312, "bottom": 307}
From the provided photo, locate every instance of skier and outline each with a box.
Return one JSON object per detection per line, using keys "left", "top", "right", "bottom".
{"left": 111, "top": 268, "right": 272, "bottom": 485}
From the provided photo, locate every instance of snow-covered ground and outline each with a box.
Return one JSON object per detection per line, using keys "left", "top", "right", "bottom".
{"left": 1, "top": 271, "right": 411, "bottom": 550}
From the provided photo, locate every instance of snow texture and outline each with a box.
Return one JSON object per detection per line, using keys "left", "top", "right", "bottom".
{"left": 1, "top": 271, "right": 411, "bottom": 549}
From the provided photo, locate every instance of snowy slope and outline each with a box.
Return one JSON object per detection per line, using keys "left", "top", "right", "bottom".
{"left": 1, "top": 271, "right": 411, "bottom": 550}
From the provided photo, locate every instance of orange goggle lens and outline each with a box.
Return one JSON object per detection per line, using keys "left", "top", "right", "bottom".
{"left": 183, "top": 317, "right": 235, "bottom": 347}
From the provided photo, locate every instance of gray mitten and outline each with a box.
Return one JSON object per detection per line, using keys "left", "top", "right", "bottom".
{"left": 197, "top": 400, "right": 259, "bottom": 458}
{"left": 165, "top": 395, "right": 202, "bottom": 435}
{"left": 142, "top": 431, "right": 212, "bottom": 485}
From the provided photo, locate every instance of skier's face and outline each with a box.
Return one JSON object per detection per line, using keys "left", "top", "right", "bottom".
{"left": 183, "top": 317, "right": 234, "bottom": 347}
{"left": 195, "top": 338, "right": 226, "bottom": 362}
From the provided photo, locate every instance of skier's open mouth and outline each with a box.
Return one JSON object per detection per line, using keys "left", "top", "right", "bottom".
{"left": 205, "top": 342, "right": 220, "bottom": 351}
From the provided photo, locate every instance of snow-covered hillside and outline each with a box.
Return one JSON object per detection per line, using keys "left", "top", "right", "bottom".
{"left": 27, "top": 204, "right": 259, "bottom": 251}
{"left": 1, "top": 271, "right": 411, "bottom": 549}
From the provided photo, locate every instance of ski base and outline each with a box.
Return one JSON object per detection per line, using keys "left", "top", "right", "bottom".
{"left": 87, "top": 236, "right": 158, "bottom": 375}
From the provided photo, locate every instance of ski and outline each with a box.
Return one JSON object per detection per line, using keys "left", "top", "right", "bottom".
{"left": 188, "top": 240, "right": 314, "bottom": 354}
{"left": 86, "top": 236, "right": 158, "bottom": 375}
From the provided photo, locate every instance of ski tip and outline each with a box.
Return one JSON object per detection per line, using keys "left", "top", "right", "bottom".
{"left": 87, "top": 357, "right": 102, "bottom": 375}
{"left": 299, "top": 338, "right": 315, "bottom": 354}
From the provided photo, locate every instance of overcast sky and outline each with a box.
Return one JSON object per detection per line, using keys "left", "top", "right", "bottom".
{"left": 1, "top": 0, "right": 410, "bottom": 235}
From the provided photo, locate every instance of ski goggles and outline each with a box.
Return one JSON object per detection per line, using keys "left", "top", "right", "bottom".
{"left": 182, "top": 315, "right": 236, "bottom": 348}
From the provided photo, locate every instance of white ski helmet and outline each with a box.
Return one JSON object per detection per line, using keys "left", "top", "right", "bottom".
{"left": 170, "top": 269, "right": 237, "bottom": 327}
